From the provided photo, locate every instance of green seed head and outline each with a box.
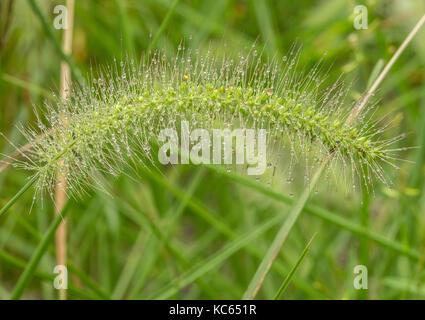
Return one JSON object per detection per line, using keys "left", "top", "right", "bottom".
{"left": 16, "top": 47, "right": 402, "bottom": 198}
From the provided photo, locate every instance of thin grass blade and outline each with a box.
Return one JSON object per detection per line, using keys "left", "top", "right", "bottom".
{"left": 273, "top": 234, "right": 315, "bottom": 300}
{"left": 10, "top": 201, "right": 70, "bottom": 300}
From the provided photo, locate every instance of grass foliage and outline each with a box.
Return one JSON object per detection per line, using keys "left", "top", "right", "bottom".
{"left": 0, "top": 0, "right": 425, "bottom": 300}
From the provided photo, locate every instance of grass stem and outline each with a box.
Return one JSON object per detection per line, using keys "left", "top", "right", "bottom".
{"left": 273, "top": 234, "right": 315, "bottom": 300}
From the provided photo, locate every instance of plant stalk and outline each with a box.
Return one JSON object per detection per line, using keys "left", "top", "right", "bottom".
{"left": 54, "top": 0, "right": 75, "bottom": 301}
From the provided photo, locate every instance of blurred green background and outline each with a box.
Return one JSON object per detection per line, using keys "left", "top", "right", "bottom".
{"left": 1, "top": 0, "right": 425, "bottom": 299}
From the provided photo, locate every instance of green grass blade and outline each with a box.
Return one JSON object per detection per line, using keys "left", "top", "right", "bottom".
{"left": 1, "top": 74, "right": 54, "bottom": 100}
{"left": 141, "top": 167, "right": 326, "bottom": 298}
{"left": 273, "top": 234, "right": 315, "bottom": 300}
{"left": 383, "top": 278, "right": 425, "bottom": 298}
{"left": 114, "top": 0, "right": 134, "bottom": 53}
{"left": 26, "top": 0, "right": 83, "bottom": 86}
{"left": 150, "top": 211, "right": 284, "bottom": 299}
{"left": 67, "top": 264, "right": 110, "bottom": 300}
{"left": 117, "top": 198, "right": 218, "bottom": 299}
{"left": 144, "top": 164, "right": 421, "bottom": 298}
{"left": 0, "top": 249, "right": 97, "bottom": 299}
{"left": 410, "top": 86, "right": 425, "bottom": 189}
{"left": 111, "top": 231, "right": 146, "bottom": 299}
{"left": 209, "top": 165, "right": 421, "bottom": 261}
{"left": 10, "top": 201, "right": 70, "bottom": 300}
{"left": 251, "top": 0, "right": 278, "bottom": 53}
{"left": 144, "top": 168, "right": 235, "bottom": 237}
{"left": 7, "top": 208, "right": 110, "bottom": 299}
{"left": 242, "top": 162, "right": 326, "bottom": 300}
{"left": 366, "top": 59, "right": 385, "bottom": 89}
{"left": 0, "top": 175, "right": 37, "bottom": 217}
{"left": 147, "top": 0, "right": 181, "bottom": 52}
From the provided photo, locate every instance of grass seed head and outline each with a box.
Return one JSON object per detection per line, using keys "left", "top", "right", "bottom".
{"left": 13, "top": 45, "right": 402, "bottom": 198}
